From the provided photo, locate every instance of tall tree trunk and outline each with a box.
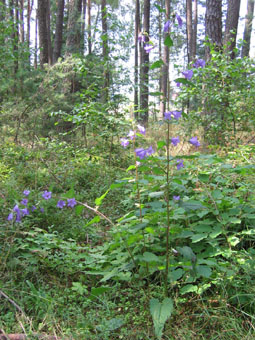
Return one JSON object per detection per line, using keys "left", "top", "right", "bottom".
{"left": 19, "top": 0, "right": 24, "bottom": 43}
{"left": 223, "top": 0, "right": 241, "bottom": 58}
{"left": 160, "top": 0, "right": 170, "bottom": 116}
{"left": 192, "top": 0, "right": 197, "bottom": 59}
{"left": 27, "top": 0, "right": 31, "bottom": 66}
{"left": 38, "top": 0, "right": 49, "bottom": 66}
{"left": 101, "top": 0, "right": 109, "bottom": 103}
{"left": 134, "top": 0, "right": 140, "bottom": 119}
{"left": 205, "top": 0, "right": 222, "bottom": 61}
{"left": 53, "top": 0, "right": 65, "bottom": 63}
{"left": 241, "top": 0, "right": 255, "bottom": 58}
{"left": 14, "top": 0, "right": 19, "bottom": 76}
{"left": 66, "top": 0, "right": 82, "bottom": 55}
{"left": 186, "top": 0, "right": 193, "bottom": 63}
{"left": 87, "top": 0, "right": 91, "bottom": 53}
{"left": 46, "top": 0, "right": 52, "bottom": 64}
{"left": 140, "top": 0, "right": 150, "bottom": 125}
{"left": 0, "top": 0, "right": 5, "bottom": 21}
{"left": 81, "top": 0, "right": 86, "bottom": 53}
{"left": 34, "top": 8, "right": 38, "bottom": 68}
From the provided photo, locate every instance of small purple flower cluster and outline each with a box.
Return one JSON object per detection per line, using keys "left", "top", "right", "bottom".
{"left": 179, "top": 59, "right": 206, "bottom": 85}
{"left": 164, "top": 13, "right": 183, "bottom": 32}
{"left": 120, "top": 124, "right": 155, "bottom": 160}
{"left": 7, "top": 189, "right": 77, "bottom": 223}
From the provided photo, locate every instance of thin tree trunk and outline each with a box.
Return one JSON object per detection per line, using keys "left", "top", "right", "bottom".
{"left": 223, "top": 0, "right": 241, "bottom": 59}
{"left": 134, "top": 0, "right": 140, "bottom": 119}
{"left": 46, "top": 0, "right": 52, "bottom": 64}
{"left": 27, "top": 0, "right": 30, "bottom": 66}
{"left": 81, "top": 0, "right": 86, "bottom": 53}
{"left": 34, "top": 8, "right": 38, "bottom": 68}
{"left": 19, "top": 0, "right": 24, "bottom": 43}
{"left": 53, "top": 0, "right": 65, "bottom": 63}
{"left": 192, "top": 0, "right": 197, "bottom": 59}
{"left": 101, "top": 0, "right": 109, "bottom": 103}
{"left": 66, "top": 0, "right": 82, "bottom": 55}
{"left": 87, "top": 0, "right": 91, "bottom": 53}
{"left": 241, "top": 0, "right": 255, "bottom": 58}
{"left": 160, "top": 0, "right": 170, "bottom": 116}
{"left": 140, "top": 0, "right": 150, "bottom": 125}
{"left": 186, "top": 0, "right": 192, "bottom": 63}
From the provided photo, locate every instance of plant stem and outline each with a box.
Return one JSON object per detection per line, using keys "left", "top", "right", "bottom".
{"left": 165, "top": 121, "right": 171, "bottom": 297}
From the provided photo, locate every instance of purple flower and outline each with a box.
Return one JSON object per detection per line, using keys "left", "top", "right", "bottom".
{"left": 173, "top": 195, "right": 180, "bottom": 201}
{"left": 42, "top": 190, "right": 52, "bottom": 200}
{"left": 193, "top": 59, "right": 206, "bottom": 68}
{"left": 40, "top": 207, "right": 45, "bottom": 213}
{"left": 164, "top": 111, "right": 172, "bottom": 120}
{"left": 137, "top": 124, "right": 146, "bottom": 135}
{"left": 121, "top": 138, "right": 130, "bottom": 148}
{"left": 164, "top": 20, "right": 171, "bottom": 32}
{"left": 176, "top": 82, "right": 181, "bottom": 88}
{"left": 57, "top": 200, "right": 66, "bottom": 209}
{"left": 31, "top": 205, "right": 36, "bottom": 212}
{"left": 135, "top": 148, "right": 148, "bottom": 160}
{"left": 176, "top": 14, "right": 183, "bottom": 28}
{"left": 146, "top": 146, "right": 154, "bottom": 156}
{"left": 172, "top": 111, "right": 182, "bottom": 120}
{"left": 182, "top": 70, "right": 193, "bottom": 80}
{"left": 21, "top": 208, "right": 29, "bottom": 216}
{"left": 13, "top": 205, "right": 21, "bottom": 222}
{"left": 171, "top": 137, "right": 180, "bottom": 146}
{"left": 127, "top": 130, "right": 136, "bottom": 140}
{"left": 23, "top": 190, "right": 30, "bottom": 196}
{"left": 20, "top": 198, "right": 28, "bottom": 206}
{"left": 164, "top": 111, "right": 182, "bottom": 121}
{"left": 138, "top": 34, "right": 146, "bottom": 43}
{"left": 144, "top": 44, "right": 155, "bottom": 53}
{"left": 7, "top": 213, "right": 13, "bottom": 221}
{"left": 189, "top": 136, "right": 200, "bottom": 147}
{"left": 67, "top": 198, "right": 77, "bottom": 208}
{"left": 176, "top": 159, "right": 184, "bottom": 170}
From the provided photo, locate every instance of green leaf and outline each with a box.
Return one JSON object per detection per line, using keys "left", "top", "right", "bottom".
{"left": 150, "top": 298, "right": 174, "bottom": 340}
{"left": 75, "top": 205, "right": 84, "bottom": 216}
{"left": 104, "top": 318, "right": 124, "bottom": 331}
{"left": 212, "top": 189, "right": 223, "bottom": 200}
{"left": 89, "top": 286, "right": 111, "bottom": 300}
{"left": 149, "top": 191, "right": 165, "bottom": 198}
{"left": 157, "top": 140, "right": 166, "bottom": 150}
{"left": 177, "top": 246, "right": 196, "bottom": 263}
{"left": 62, "top": 188, "right": 75, "bottom": 199}
{"left": 169, "top": 268, "right": 184, "bottom": 282}
{"left": 227, "top": 235, "right": 240, "bottom": 246}
{"left": 181, "top": 200, "right": 205, "bottom": 211}
{"left": 95, "top": 189, "right": 109, "bottom": 206}
{"left": 191, "top": 234, "right": 207, "bottom": 243}
{"left": 84, "top": 215, "right": 101, "bottom": 227}
{"left": 196, "top": 265, "right": 212, "bottom": 278}
{"left": 198, "top": 173, "right": 210, "bottom": 183}
{"left": 180, "top": 284, "right": 198, "bottom": 295}
{"left": 164, "top": 34, "right": 173, "bottom": 47}
{"left": 143, "top": 252, "right": 160, "bottom": 263}
{"left": 150, "top": 59, "right": 164, "bottom": 70}
{"left": 174, "top": 77, "right": 193, "bottom": 86}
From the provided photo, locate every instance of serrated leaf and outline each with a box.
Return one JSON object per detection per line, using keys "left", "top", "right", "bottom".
{"left": 150, "top": 298, "right": 174, "bottom": 340}
{"left": 150, "top": 59, "right": 164, "bottom": 70}
{"left": 164, "top": 34, "right": 173, "bottom": 47}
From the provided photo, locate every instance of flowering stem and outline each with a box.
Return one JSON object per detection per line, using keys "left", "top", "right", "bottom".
{"left": 165, "top": 121, "right": 171, "bottom": 297}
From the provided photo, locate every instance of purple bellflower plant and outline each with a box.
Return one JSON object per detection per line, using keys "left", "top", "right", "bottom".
{"left": 182, "top": 69, "right": 193, "bottom": 80}
{"left": 189, "top": 136, "right": 201, "bottom": 147}
{"left": 171, "top": 137, "right": 180, "bottom": 146}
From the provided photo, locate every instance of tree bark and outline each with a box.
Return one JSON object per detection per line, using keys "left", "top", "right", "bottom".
{"left": 192, "top": 0, "right": 197, "bottom": 59}
{"left": 205, "top": 0, "right": 222, "bottom": 61}
{"left": 65, "top": 0, "right": 82, "bottom": 55}
{"left": 81, "top": 0, "right": 86, "bottom": 52}
{"left": 186, "top": 0, "right": 193, "bottom": 63}
{"left": 46, "top": 0, "right": 53, "bottom": 64}
{"left": 241, "top": 0, "right": 255, "bottom": 58}
{"left": 160, "top": 0, "right": 170, "bottom": 116}
{"left": 27, "top": 0, "right": 31, "bottom": 66}
{"left": 134, "top": 0, "right": 140, "bottom": 119}
{"left": 38, "top": 0, "right": 49, "bottom": 66}
{"left": 34, "top": 7, "right": 38, "bottom": 68}
{"left": 19, "top": 0, "right": 24, "bottom": 43}
{"left": 87, "top": 0, "right": 91, "bottom": 53}
{"left": 53, "top": 0, "right": 65, "bottom": 63}
{"left": 223, "top": 0, "right": 241, "bottom": 58}
{"left": 101, "top": 0, "right": 109, "bottom": 103}
{"left": 140, "top": 0, "right": 150, "bottom": 125}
